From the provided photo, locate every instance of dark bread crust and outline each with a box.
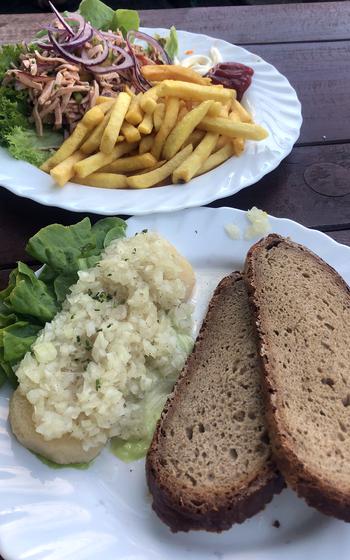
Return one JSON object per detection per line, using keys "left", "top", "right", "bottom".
{"left": 244, "top": 233, "right": 350, "bottom": 522}
{"left": 146, "top": 272, "right": 284, "bottom": 533}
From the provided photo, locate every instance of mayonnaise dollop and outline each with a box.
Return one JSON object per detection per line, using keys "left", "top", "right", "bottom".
{"left": 174, "top": 47, "right": 223, "bottom": 76}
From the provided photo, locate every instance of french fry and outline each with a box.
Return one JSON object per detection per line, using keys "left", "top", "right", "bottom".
{"left": 182, "top": 129, "right": 205, "bottom": 149}
{"left": 177, "top": 104, "right": 188, "bottom": 122}
{"left": 131, "top": 160, "right": 166, "bottom": 175}
{"left": 100, "top": 92, "right": 131, "bottom": 154}
{"left": 162, "top": 99, "right": 213, "bottom": 160}
{"left": 194, "top": 143, "right": 234, "bottom": 177}
{"left": 139, "top": 134, "right": 154, "bottom": 154}
{"left": 40, "top": 105, "right": 104, "bottom": 171}
{"left": 141, "top": 64, "right": 211, "bottom": 85}
{"left": 215, "top": 135, "right": 230, "bottom": 150}
{"left": 232, "top": 99, "right": 252, "bottom": 123}
{"left": 77, "top": 173, "right": 128, "bottom": 189}
{"left": 138, "top": 112, "right": 153, "bottom": 135}
{"left": 229, "top": 111, "right": 245, "bottom": 156}
{"left": 80, "top": 109, "right": 112, "bottom": 155}
{"left": 74, "top": 142, "right": 137, "bottom": 178}
{"left": 197, "top": 116, "right": 268, "bottom": 141}
{"left": 153, "top": 102, "right": 165, "bottom": 132}
{"left": 140, "top": 85, "right": 160, "bottom": 114}
{"left": 159, "top": 80, "right": 235, "bottom": 103}
{"left": 207, "top": 101, "right": 222, "bottom": 117}
{"left": 121, "top": 121, "right": 142, "bottom": 143}
{"left": 172, "top": 132, "right": 218, "bottom": 183}
{"left": 219, "top": 101, "right": 231, "bottom": 118}
{"left": 124, "top": 85, "right": 134, "bottom": 97}
{"left": 81, "top": 105, "right": 105, "bottom": 128}
{"left": 100, "top": 152, "right": 157, "bottom": 173}
{"left": 96, "top": 95, "right": 114, "bottom": 104}
{"left": 50, "top": 150, "right": 85, "bottom": 187}
{"left": 125, "top": 93, "right": 144, "bottom": 125}
{"left": 127, "top": 144, "right": 193, "bottom": 189}
{"left": 152, "top": 97, "right": 180, "bottom": 160}
{"left": 97, "top": 99, "right": 115, "bottom": 114}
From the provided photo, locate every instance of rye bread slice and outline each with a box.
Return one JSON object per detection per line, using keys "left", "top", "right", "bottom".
{"left": 146, "top": 272, "right": 283, "bottom": 532}
{"left": 245, "top": 233, "right": 350, "bottom": 521}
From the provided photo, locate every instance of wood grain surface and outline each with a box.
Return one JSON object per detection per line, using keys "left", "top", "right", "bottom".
{"left": 0, "top": 5, "right": 350, "bottom": 559}
{"left": 0, "top": 0, "right": 349, "bottom": 264}
{"left": 0, "top": 2, "right": 349, "bottom": 45}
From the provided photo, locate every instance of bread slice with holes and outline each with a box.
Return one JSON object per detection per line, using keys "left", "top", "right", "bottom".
{"left": 146, "top": 272, "right": 283, "bottom": 532}
{"left": 245, "top": 233, "right": 350, "bottom": 522}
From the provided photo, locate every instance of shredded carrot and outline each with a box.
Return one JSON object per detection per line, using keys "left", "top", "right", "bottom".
{"left": 185, "top": 49, "right": 194, "bottom": 55}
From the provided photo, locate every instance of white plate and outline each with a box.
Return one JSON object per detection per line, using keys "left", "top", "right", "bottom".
{"left": 0, "top": 28, "right": 302, "bottom": 215}
{"left": 0, "top": 206, "right": 349, "bottom": 560}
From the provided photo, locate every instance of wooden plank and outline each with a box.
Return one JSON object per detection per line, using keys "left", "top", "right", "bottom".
{"left": 209, "top": 142, "right": 350, "bottom": 228}
{"left": 0, "top": 17, "right": 348, "bottom": 145}
{"left": 326, "top": 229, "right": 350, "bottom": 246}
{"left": 245, "top": 41, "right": 350, "bottom": 145}
{"left": 1, "top": 143, "right": 350, "bottom": 268}
{"left": 0, "top": 3, "right": 349, "bottom": 45}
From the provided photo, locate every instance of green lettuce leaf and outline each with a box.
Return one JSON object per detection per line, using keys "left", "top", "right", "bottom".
{"left": 92, "top": 217, "right": 127, "bottom": 252}
{"left": 79, "top": 0, "right": 114, "bottom": 30}
{"left": 26, "top": 217, "right": 95, "bottom": 272}
{"left": 5, "top": 127, "right": 63, "bottom": 167}
{"left": 112, "top": 9, "right": 140, "bottom": 36}
{"left": 0, "top": 44, "right": 27, "bottom": 81}
{"left": 164, "top": 26, "right": 178, "bottom": 61}
{"left": 2, "top": 322, "right": 42, "bottom": 364}
{"left": 0, "top": 349, "right": 17, "bottom": 387}
{"left": 0, "top": 216, "right": 127, "bottom": 386}
{"left": 0, "top": 87, "right": 29, "bottom": 146}
{"left": 53, "top": 272, "right": 78, "bottom": 303}
{"left": 79, "top": 0, "right": 139, "bottom": 35}
{"left": 7, "top": 262, "right": 58, "bottom": 323}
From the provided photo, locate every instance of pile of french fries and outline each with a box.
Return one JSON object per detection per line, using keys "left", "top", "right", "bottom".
{"left": 41, "top": 65, "right": 268, "bottom": 190}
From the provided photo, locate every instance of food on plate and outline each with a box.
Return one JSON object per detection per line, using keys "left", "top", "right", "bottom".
{"left": 0, "top": 0, "right": 264, "bottom": 188}
{"left": 172, "top": 132, "right": 218, "bottom": 183}
{"left": 10, "top": 389, "right": 104, "bottom": 464}
{"left": 162, "top": 99, "right": 213, "bottom": 160}
{"left": 41, "top": 104, "right": 104, "bottom": 171}
{"left": 100, "top": 92, "right": 131, "bottom": 154}
{"left": 159, "top": 80, "right": 234, "bottom": 103}
{"left": 0, "top": 0, "right": 178, "bottom": 166}
{"left": 72, "top": 141, "right": 137, "bottom": 178}
{"left": 9, "top": 231, "right": 195, "bottom": 464}
{"left": 73, "top": 172, "right": 128, "bottom": 188}
{"left": 174, "top": 46, "right": 222, "bottom": 76}
{"left": 147, "top": 272, "right": 283, "bottom": 532}
{"left": 244, "top": 207, "right": 271, "bottom": 239}
{"left": 141, "top": 64, "right": 211, "bottom": 85}
{"left": 245, "top": 234, "right": 350, "bottom": 522}
{"left": 224, "top": 222, "right": 241, "bottom": 240}
{"left": 207, "top": 62, "right": 254, "bottom": 101}
{"left": 0, "top": 217, "right": 127, "bottom": 387}
{"left": 197, "top": 116, "right": 268, "bottom": 140}
{"left": 127, "top": 144, "right": 193, "bottom": 189}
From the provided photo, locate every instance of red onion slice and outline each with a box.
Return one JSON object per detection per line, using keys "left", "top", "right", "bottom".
{"left": 48, "top": 30, "right": 109, "bottom": 66}
{"left": 92, "top": 46, "right": 133, "bottom": 73}
{"left": 125, "top": 34, "right": 151, "bottom": 92}
{"left": 48, "top": 1, "right": 74, "bottom": 37}
{"left": 127, "top": 30, "right": 171, "bottom": 65}
{"left": 60, "top": 24, "right": 94, "bottom": 49}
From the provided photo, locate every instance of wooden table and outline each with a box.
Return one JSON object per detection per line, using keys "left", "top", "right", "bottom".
{"left": 0, "top": 4, "right": 348, "bottom": 558}
{"left": 1, "top": 0, "right": 350, "bottom": 292}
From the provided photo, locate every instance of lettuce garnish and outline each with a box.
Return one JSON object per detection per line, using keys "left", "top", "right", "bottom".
{"left": 0, "top": 217, "right": 127, "bottom": 387}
